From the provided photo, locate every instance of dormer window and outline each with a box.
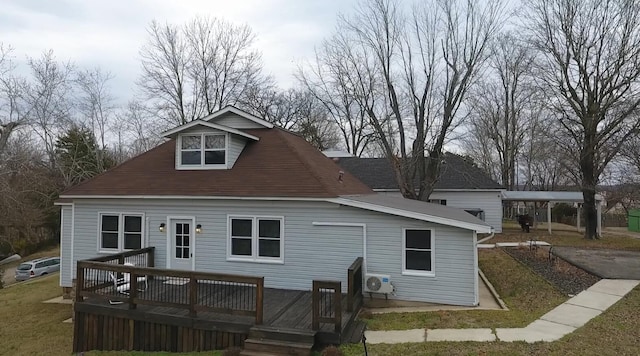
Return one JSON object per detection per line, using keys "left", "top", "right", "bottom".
{"left": 179, "top": 133, "right": 227, "bottom": 168}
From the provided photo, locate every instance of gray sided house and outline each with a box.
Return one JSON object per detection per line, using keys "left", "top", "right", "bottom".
{"left": 331, "top": 155, "right": 505, "bottom": 233}
{"left": 57, "top": 106, "right": 491, "bottom": 306}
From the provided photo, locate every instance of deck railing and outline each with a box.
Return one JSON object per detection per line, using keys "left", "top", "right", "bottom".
{"left": 75, "top": 249, "right": 264, "bottom": 324}
{"left": 347, "top": 257, "right": 363, "bottom": 312}
{"left": 312, "top": 280, "right": 342, "bottom": 332}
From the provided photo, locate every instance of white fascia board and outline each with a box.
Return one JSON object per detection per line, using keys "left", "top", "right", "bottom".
{"left": 161, "top": 120, "right": 259, "bottom": 141}
{"left": 54, "top": 202, "right": 74, "bottom": 206}
{"left": 329, "top": 198, "right": 492, "bottom": 233}
{"left": 202, "top": 106, "right": 274, "bottom": 128}
{"left": 59, "top": 195, "right": 330, "bottom": 202}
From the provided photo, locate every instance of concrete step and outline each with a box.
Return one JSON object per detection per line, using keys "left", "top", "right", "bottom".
{"left": 248, "top": 325, "right": 316, "bottom": 344}
{"left": 243, "top": 338, "right": 313, "bottom": 356}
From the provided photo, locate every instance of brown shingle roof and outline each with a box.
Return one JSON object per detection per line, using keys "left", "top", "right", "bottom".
{"left": 61, "top": 128, "right": 373, "bottom": 198}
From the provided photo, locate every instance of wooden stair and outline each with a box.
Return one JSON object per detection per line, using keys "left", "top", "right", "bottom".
{"left": 240, "top": 325, "right": 315, "bottom": 356}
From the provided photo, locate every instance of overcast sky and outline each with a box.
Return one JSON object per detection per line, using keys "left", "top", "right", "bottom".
{"left": 2, "top": 0, "right": 358, "bottom": 102}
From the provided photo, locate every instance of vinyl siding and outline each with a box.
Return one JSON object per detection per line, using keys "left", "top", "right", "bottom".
{"left": 214, "top": 113, "right": 265, "bottom": 129}
{"left": 64, "top": 198, "right": 477, "bottom": 306}
{"left": 430, "top": 191, "right": 503, "bottom": 233}
{"left": 59, "top": 205, "right": 73, "bottom": 287}
{"left": 227, "top": 136, "right": 246, "bottom": 167}
{"left": 377, "top": 190, "right": 503, "bottom": 233}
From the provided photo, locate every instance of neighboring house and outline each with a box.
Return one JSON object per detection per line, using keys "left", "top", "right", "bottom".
{"left": 330, "top": 154, "right": 505, "bottom": 232}
{"left": 56, "top": 106, "right": 491, "bottom": 306}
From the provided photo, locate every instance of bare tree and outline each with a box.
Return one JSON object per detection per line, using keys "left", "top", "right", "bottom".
{"left": 308, "top": 0, "right": 504, "bottom": 200}
{"left": 0, "top": 44, "right": 30, "bottom": 155}
{"left": 76, "top": 67, "right": 117, "bottom": 171}
{"left": 297, "top": 39, "right": 378, "bottom": 156}
{"left": 25, "top": 50, "right": 75, "bottom": 167}
{"left": 465, "top": 33, "right": 534, "bottom": 190}
{"left": 527, "top": 0, "right": 640, "bottom": 239}
{"left": 138, "top": 17, "right": 268, "bottom": 125}
{"left": 113, "top": 100, "right": 165, "bottom": 159}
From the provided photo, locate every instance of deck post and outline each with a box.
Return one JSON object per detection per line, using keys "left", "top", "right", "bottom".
{"left": 334, "top": 282, "right": 342, "bottom": 333}
{"left": 255, "top": 277, "right": 264, "bottom": 324}
{"left": 189, "top": 276, "right": 198, "bottom": 317}
{"left": 75, "top": 262, "right": 85, "bottom": 303}
{"left": 129, "top": 270, "right": 138, "bottom": 310}
{"left": 148, "top": 248, "right": 155, "bottom": 268}
{"left": 312, "top": 280, "right": 320, "bottom": 330}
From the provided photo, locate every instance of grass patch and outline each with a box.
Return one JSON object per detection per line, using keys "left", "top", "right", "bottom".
{"left": 360, "top": 249, "right": 566, "bottom": 331}
{"left": 494, "top": 225, "right": 640, "bottom": 251}
{"left": 343, "top": 286, "right": 640, "bottom": 355}
{"left": 0, "top": 274, "right": 73, "bottom": 356}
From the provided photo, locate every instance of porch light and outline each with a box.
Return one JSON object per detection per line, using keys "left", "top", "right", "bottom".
{"left": 196, "top": 224, "right": 202, "bottom": 234}
{"left": 159, "top": 223, "right": 165, "bottom": 232}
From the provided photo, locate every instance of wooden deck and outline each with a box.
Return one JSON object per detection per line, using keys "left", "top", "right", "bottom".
{"left": 79, "top": 281, "right": 355, "bottom": 333}
{"left": 72, "top": 249, "right": 364, "bottom": 353}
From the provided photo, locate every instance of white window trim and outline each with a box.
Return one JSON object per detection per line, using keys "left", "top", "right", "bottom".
{"left": 402, "top": 227, "right": 435, "bottom": 277}
{"left": 97, "top": 212, "right": 146, "bottom": 253}
{"left": 227, "top": 215, "right": 284, "bottom": 264}
{"left": 176, "top": 132, "right": 228, "bottom": 170}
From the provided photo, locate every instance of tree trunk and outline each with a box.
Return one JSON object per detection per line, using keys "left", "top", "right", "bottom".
{"left": 580, "top": 140, "right": 598, "bottom": 239}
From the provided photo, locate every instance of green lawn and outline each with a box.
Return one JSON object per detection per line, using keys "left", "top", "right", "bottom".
{"left": 360, "top": 249, "right": 567, "bottom": 331}
{"left": 342, "top": 285, "right": 640, "bottom": 355}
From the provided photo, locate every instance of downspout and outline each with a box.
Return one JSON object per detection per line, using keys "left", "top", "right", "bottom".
{"left": 477, "top": 229, "right": 496, "bottom": 244}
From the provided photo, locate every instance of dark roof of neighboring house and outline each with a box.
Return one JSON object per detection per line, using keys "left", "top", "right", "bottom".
{"left": 61, "top": 128, "right": 373, "bottom": 198}
{"left": 334, "top": 154, "right": 503, "bottom": 190}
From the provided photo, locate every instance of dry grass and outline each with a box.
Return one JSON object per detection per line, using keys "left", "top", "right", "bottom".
{"left": 495, "top": 223, "right": 640, "bottom": 251}
{"left": 342, "top": 285, "right": 640, "bottom": 355}
{"left": 0, "top": 274, "right": 73, "bottom": 356}
{"left": 360, "top": 249, "right": 566, "bottom": 331}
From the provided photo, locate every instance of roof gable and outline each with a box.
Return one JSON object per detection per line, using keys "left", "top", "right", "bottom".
{"left": 161, "top": 120, "right": 259, "bottom": 141}
{"left": 202, "top": 106, "right": 274, "bottom": 129}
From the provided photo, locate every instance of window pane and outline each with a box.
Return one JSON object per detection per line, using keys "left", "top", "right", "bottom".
{"left": 231, "top": 219, "right": 252, "bottom": 237}
{"left": 181, "top": 151, "right": 201, "bottom": 165}
{"left": 102, "top": 232, "right": 118, "bottom": 249}
{"left": 406, "top": 230, "right": 431, "bottom": 249}
{"left": 181, "top": 135, "right": 201, "bottom": 149}
{"left": 259, "top": 239, "right": 280, "bottom": 258}
{"left": 183, "top": 247, "right": 190, "bottom": 258}
{"left": 231, "top": 238, "right": 252, "bottom": 256}
{"left": 183, "top": 235, "right": 189, "bottom": 247}
{"left": 175, "top": 235, "right": 182, "bottom": 247}
{"left": 205, "top": 135, "right": 225, "bottom": 149}
{"left": 258, "top": 220, "right": 281, "bottom": 238}
{"left": 102, "top": 215, "right": 119, "bottom": 232}
{"left": 124, "top": 216, "right": 142, "bottom": 233}
{"left": 406, "top": 250, "right": 432, "bottom": 271}
{"left": 176, "top": 223, "right": 182, "bottom": 234}
{"left": 124, "top": 233, "right": 141, "bottom": 249}
{"left": 176, "top": 247, "right": 182, "bottom": 258}
{"left": 204, "top": 150, "right": 225, "bottom": 164}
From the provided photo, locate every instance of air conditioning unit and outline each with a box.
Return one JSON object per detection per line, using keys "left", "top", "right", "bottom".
{"left": 364, "top": 273, "right": 394, "bottom": 294}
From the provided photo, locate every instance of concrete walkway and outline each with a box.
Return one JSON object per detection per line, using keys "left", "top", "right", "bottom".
{"left": 365, "top": 279, "right": 639, "bottom": 344}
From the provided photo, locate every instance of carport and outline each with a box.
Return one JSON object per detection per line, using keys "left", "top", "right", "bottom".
{"left": 502, "top": 191, "right": 605, "bottom": 236}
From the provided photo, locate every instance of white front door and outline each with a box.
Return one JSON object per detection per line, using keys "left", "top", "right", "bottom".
{"left": 170, "top": 219, "right": 193, "bottom": 270}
